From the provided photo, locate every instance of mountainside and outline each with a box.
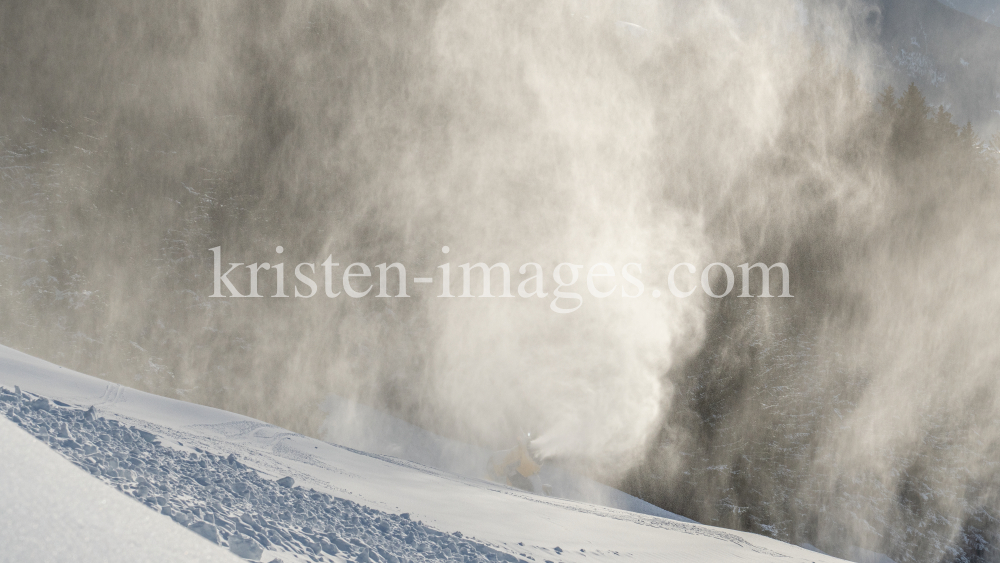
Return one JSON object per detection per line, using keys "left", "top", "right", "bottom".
{"left": 878, "top": 0, "right": 1000, "bottom": 131}
{"left": 1, "top": 2, "right": 999, "bottom": 563}
{"left": 938, "top": 0, "right": 999, "bottom": 25}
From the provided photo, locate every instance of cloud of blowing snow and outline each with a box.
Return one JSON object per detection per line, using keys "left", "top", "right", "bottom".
{"left": 5, "top": 2, "right": 1000, "bottom": 560}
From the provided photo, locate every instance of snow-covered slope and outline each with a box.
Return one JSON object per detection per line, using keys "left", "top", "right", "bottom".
{"left": 0, "top": 414, "right": 243, "bottom": 563}
{"left": 0, "top": 344, "right": 847, "bottom": 563}
{"left": 319, "top": 394, "right": 691, "bottom": 522}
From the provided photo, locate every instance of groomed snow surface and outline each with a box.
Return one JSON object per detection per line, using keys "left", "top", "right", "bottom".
{"left": 0, "top": 344, "right": 847, "bottom": 563}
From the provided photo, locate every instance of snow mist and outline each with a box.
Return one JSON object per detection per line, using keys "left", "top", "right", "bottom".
{"left": 3, "top": 1, "right": 1000, "bottom": 561}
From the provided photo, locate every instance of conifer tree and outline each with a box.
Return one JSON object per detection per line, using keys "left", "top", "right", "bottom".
{"left": 931, "top": 105, "right": 958, "bottom": 143}
{"left": 876, "top": 85, "right": 899, "bottom": 116}
{"left": 892, "top": 82, "right": 930, "bottom": 158}
{"left": 958, "top": 121, "right": 978, "bottom": 151}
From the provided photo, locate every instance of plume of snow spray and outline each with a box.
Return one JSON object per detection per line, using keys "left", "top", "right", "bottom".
{"left": 4, "top": 1, "right": 1000, "bottom": 561}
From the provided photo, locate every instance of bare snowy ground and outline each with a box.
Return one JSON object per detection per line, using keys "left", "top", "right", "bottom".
{"left": 2, "top": 385, "right": 526, "bottom": 563}
{"left": 0, "top": 344, "right": 847, "bottom": 563}
{"left": 0, "top": 413, "right": 243, "bottom": 563}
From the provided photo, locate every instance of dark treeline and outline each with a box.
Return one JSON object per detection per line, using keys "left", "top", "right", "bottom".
{"left": 624, "top": 77, "right": 1000, "bottom": 563}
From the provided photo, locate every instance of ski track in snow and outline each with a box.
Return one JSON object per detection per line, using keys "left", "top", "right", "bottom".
{"left": 1, "top": 386, "right": 530, "bottom": 563}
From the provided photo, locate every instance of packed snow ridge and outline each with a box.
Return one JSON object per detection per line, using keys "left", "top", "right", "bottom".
{"left": 1, "top": 385, "right": 526, "bottom": 563}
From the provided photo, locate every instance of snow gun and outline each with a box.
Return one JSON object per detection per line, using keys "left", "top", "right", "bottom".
{"left": 486, "top": 431, "right": 550, "bottom": 495}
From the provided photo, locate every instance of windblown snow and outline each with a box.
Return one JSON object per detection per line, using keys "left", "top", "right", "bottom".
{"left": 0, "top": 344, "right": 847, "bottom": 563}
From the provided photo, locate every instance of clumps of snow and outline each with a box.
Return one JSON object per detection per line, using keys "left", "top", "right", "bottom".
{"left": 191, "top": 520, "right": 222, "bottom": 545}
{"left": 1, "top": 386, "right": 526, "bottom": 563}
{"left": 0, "top": 410, "right": 242, "bottom": 563}
{"left": 229, "top": 533, "right": 265, "bottom": 560}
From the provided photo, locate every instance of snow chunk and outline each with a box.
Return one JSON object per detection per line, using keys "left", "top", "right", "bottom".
{"left": 190, "top": 521, "right": 220, "bottom": 544}
{"left": 228, "top": 533, "right": 264, "bottom": 561}
{"left": 29, "top": 397, "right": 52, "bottom": 411}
